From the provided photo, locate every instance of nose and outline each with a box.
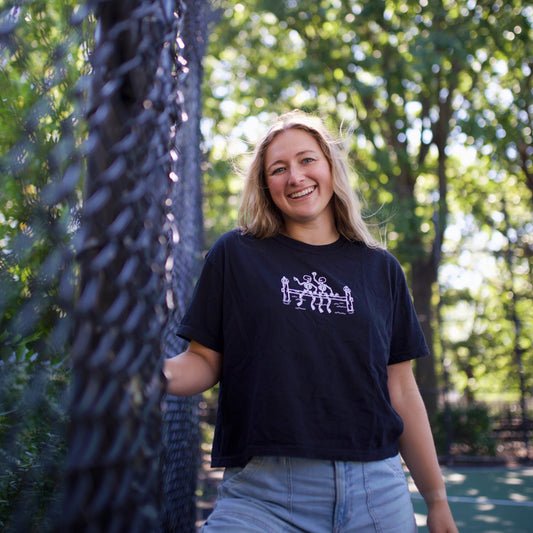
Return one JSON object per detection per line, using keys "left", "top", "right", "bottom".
{"left": 288, "top": 165, "right": 305, "bottom": 184}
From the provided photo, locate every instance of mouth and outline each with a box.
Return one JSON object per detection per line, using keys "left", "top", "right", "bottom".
{"left": 289, "top": 186, "right": 315, "bottom": 199}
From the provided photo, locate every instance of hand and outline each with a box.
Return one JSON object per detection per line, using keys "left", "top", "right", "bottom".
{"left": 426, "top": 499, "right": 458, "bottom": 533}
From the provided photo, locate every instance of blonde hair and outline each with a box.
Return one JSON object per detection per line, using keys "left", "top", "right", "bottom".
{"left": 238, "top": 110, "right": 380, "bottom": 248}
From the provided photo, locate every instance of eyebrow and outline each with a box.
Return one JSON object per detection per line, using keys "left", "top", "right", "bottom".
{"left": 266, "top": 149, "right": 319, "bottom": 171}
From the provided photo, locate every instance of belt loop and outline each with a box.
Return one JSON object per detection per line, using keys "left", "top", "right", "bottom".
{"left": 286, "top": 457, "right": 293, "bottom": 515}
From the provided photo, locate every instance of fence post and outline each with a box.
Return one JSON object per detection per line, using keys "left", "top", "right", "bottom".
{"left": 161, "top": 1, "right": 215, "bottom": 530}
{"left": 62, "top": 1, "right": 187, "bottom": 530}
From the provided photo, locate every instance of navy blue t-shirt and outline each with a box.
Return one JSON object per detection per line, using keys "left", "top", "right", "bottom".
{"left": 177, "top": 230, "right": 429, "bottom": 467}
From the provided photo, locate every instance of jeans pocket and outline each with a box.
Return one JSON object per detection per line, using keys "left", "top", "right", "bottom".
{"left": 220, "top": 456, "right": 266, "bottom": 490}
{"left": 382, "top": 454, "right": 408, "bottom": 482}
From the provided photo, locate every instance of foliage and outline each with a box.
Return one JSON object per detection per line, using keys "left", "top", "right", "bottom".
{"left": 0, "top": 0, "right": 90, "bottom": 528}
{"left": 0, "top": 1, "right": 89, "bottom": 356}
{"left": 0, "top": 357, "right": 69, "bottom": 531}
{"left": 438, "top": 153, "right": 533, "bottom": 399}
{"left": 433, "top": 403, "right": 497, "bottom": 457}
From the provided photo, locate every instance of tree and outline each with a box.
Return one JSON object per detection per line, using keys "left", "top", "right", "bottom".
{"left": 438, "top": 0, "right": 532, "bottom": 413}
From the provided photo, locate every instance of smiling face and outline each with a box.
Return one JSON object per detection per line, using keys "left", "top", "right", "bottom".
{"left": 264, "top": 128, "right": 335, "bottom": 236}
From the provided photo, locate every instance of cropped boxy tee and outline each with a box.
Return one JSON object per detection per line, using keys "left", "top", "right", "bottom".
{"left": 177, "top": 230, "right": 429, "bottom": 467}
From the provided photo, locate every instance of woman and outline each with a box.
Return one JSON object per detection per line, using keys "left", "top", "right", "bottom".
{"left": 165, "top": 111, "right": 458, "bottom": 532}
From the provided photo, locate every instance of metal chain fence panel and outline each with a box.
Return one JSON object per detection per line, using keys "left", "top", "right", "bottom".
{"left": 161, "top": 1, "right": 212, "bottom": 531}
{"left": 1, "top": 2, "right": 92, "bottom": 530}
{"left": 1, "top": 0, "right": 204, "bottom": 531}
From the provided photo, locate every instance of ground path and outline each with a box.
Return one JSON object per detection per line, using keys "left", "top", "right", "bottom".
{"left": 411, "top": 465, "right": 533, "bottom": 533}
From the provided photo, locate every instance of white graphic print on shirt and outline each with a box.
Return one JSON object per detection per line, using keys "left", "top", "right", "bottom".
{"left": 281, "top": 272, "right": 354, "bottom": 315}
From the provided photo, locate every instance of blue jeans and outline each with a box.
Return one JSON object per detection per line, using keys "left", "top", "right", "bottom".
{"left": 200, "top": 455, "right": 417, "bottom": 532}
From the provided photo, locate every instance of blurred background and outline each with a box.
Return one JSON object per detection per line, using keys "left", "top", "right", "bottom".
{"left": 1, "top": 0, "right": 531, "bottom": 531}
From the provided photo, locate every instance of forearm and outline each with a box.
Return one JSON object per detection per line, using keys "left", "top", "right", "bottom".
{"left": 396, "top": 389, "right": 458, "bottom": 532}
{"left": 396, "top": 389, "right": 447, "bottom": 505}
{"left": 388, "top": 362, "right": 458, "bottom": 532}
{"left": 164, "top": 343, "right": 221, "bottom": 396}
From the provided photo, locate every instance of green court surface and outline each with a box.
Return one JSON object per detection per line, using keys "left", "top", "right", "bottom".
{"left": 408, "top": 466, "right": 533, "bottom": 533}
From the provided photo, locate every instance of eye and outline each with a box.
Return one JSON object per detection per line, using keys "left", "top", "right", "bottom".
{"left": 302, "top": 157, "right": 315, "bottom": 164}
{"left": 270, "top": 166, "right": 286, "bottom": 175}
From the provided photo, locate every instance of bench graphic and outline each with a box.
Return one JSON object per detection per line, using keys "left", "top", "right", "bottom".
{"left": 281, "top": 272, "right": 354, "bottom": 315}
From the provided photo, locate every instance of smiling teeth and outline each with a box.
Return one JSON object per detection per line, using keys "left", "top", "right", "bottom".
{"left": 290, "top": 186, "right": 315, "bottom": 199}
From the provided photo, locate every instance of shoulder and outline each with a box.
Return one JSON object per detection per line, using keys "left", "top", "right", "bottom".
{"left": 206, "top": 229, "right": 261, "bottom": 259}
{"left": 347, "top": 241, "right": 401, "bottom": 268}
{"left": 210, "top": 229, "right": 242, "bottom": 249}
{"left": 344, "top": 242, "right": 408, "bottom": 288}
{"left": 371, "top": 247, "right": 407, "bottom": 282}
{"left": 374, "top": 247, "right": 403, "bottom": 271}
{"left": 210, "top": 229, "right": 258, "bottom": 249}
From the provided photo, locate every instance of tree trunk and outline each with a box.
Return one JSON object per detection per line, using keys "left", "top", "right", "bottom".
{"left": 412, "top": 255, "right": 439, "bottom": 419}
{"left": 414, "top": 67, "right": 454, "bottom": 422}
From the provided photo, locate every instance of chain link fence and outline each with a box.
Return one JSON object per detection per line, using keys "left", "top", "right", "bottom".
{"left": 1, "top": 0, "right": 204, "bottom": 531}
{"left": 161, "top": 1, "right": 213, "bottom": 530}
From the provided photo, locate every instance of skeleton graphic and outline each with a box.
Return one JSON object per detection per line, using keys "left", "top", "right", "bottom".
{"left": 281, "top": 272, "right": 354, "bottom": 314}
{"left": 312, "top": 272, "right": 334, "bottom": 313}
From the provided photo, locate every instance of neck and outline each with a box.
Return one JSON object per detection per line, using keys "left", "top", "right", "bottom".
{"left": 282, "top": 221, "right": 339, "bottom": 246}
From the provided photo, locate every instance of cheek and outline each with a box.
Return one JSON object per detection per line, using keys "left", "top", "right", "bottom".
{"left": 266, "top": 179, "right": 283, "bottom": 199}
{"left": 264, "top": 180, "right": 278, "bottom": 209}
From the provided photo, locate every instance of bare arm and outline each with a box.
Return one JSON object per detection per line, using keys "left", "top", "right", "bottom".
{"left": 164, "top": 340, "right": 222, "bottom": 396}
{"left": 388, "top": 360, "right": 458, "bottom": 533}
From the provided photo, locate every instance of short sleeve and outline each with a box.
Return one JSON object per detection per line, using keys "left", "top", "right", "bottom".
{"left": 176, "top": 250, "right": 224, "bottom": 353}
{"left": 388, "top": 259, "right": 429, "bottom": 364}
